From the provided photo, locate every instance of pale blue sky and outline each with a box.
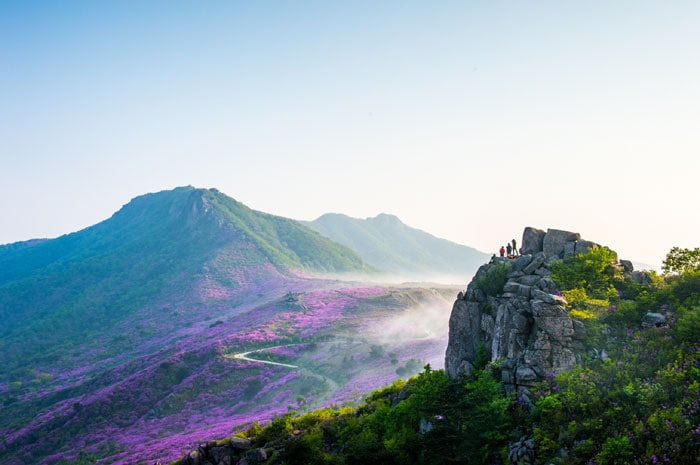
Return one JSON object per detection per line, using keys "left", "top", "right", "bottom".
{"left": 1, "top": 1, "right": 698, "bottom": 267}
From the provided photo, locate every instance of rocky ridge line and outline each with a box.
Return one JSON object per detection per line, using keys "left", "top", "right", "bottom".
{"left": 444, "top": 227, "right": 646, "bottom": 390}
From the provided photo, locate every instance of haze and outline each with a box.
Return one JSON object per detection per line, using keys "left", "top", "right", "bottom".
{"left": 2, "top": 1, "right": 698, "bottom": 267}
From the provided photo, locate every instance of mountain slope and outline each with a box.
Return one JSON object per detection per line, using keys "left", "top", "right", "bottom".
{"left": 303, "top": 213, "right": 489, "bottom": 282}
{"left": 0, "top": 187, "right": 371, "bottom": 379}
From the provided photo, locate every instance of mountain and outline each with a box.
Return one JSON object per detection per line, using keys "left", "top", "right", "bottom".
{"left": 302, "top": 213, "right": 489, "bottom": 282}
{"left": 0, "top": 186, "right": 371, "bottom": 379}
{"left": 0, "top": 186, "right": 460, "bottom": 465}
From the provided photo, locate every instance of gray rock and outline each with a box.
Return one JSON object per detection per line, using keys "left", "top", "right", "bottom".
{"left": 522, "top": 227, "right": 546, "bottom": 255}
{"left": 518, "top": 284, "right": 532, "bottom": 299}
{"left": 631, "top": 271, "right": 653, "bottom": 285}
{"left": 575, "top": 240, "right": 600, "bottom": 256}
{"left": 210, "top": 447, "right": 230, "bottom": 465}
{"left": 537, "top": 277, "right": 559, "bottom": 294}
{"left": 544, "top": 254, "right": 560, "bottom": 268}
{"left": 512, "top": 254, "right": 533, "bottom": 271}
{"left": 503, "top": 281, "right": 521, "bottom": 294}
{"left": 534, "top": 267, "right": 550, "bottom": 276}
{"left": 642, "top": 312, "right": 667, "bottom": 328}
{"left": 523, "top": 252, "right": 547, "bottom": 275}
{"left": 445, "top": 300, "right": 482, "bottom": 377}
{"left": 516, "top": 366, "right": 538, "bottom": 385}
{"left": 531, "top": 289, "right": 566, "bottom": 306}
{"left": 563, "top": 241, "right": 577, "bottom": 259}
{"left": 572, "top": 319, "right": 586, "bottom": 340}
{"left": 516, "top": 274, "right": 541, "bottom": 286}
{"left": 501, "top": 369, "right": 514, "bottom": 384}
{"left": 230, "top": 437, "right": 251, "bottom": 450}
{"left": 620, "top": 259, "right": 634, "bottom": 272}
{"left": 242, "top": 448, "right": 267, "bottom": 463}
{"left": 512, "top": 313, "right": 531, "bottom": 333}
{"left": 543, "top": 229, "right": 581, "bottom": 258}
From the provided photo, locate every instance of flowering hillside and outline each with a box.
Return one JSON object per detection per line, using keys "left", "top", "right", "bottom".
{"left": 0, "top": 187, "right": 460, "bottom": 464}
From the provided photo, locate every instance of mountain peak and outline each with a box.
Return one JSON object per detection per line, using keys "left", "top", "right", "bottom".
{"left": 370, "top": 213, "right": 402, "bottom": 224}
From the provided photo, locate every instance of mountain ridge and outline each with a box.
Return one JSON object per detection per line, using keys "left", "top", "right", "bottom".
{"left": 303, "top": 212, "right": 489, "bottom": 282}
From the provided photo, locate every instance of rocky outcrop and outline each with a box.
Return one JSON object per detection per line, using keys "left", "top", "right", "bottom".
{"left": 172, "top": 437, "right": 252, "bottom": 465}
{"left": 445, "top": 227, "right": 618, "bottom": 389}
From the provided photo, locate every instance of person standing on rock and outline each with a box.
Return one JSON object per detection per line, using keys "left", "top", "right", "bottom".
{"left": 506, "top": 243, "right": 512, "bottom": 257}
{"left": 512, "top": 239, "right": 518, "bottom": 256}
{"left": 500, "top": 245, "right": 505, "bottom": 257}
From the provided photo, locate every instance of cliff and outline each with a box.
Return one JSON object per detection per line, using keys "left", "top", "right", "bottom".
{"left": 445, "top": 227, "right": 627, "bottom": 389}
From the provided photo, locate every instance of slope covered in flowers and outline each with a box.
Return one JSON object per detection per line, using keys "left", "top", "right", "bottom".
{"left": 172, "top": 250, "right": 700, "bottom": 465}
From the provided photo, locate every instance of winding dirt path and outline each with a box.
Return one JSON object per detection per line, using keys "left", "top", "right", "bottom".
{"left": 226, "top": 343, "right": 340, "bottom": 393}
{"left": 229, "top": 344, "right": 301, "bottom": 368}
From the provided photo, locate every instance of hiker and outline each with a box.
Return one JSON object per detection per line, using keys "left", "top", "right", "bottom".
{"left": 511, "top": 239, "right": 517, "bottom": 256}
{"left": 499, "top": 246, "right": 505, "bottom": 257}
{"left": 506, "top": 243, "right": 512, "bottom": 256}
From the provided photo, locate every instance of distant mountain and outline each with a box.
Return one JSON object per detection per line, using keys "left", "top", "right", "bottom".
{"left": 0, "top": 186, "right": 371, "bottom": 378}
{"left": 303, "top": 213, "right": 489, "bottom": 282}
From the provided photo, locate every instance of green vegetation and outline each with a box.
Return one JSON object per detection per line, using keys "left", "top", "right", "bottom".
{"left": 204, "top": 247, "right": 700, "bottom": 465}
{"left": 204, "top": 190, "right": 372, "bottom": 273}
{"left": 475, "top": 262, "right": 510, "bottom": 297}
{"left": 663, "top": 246, "right": 700, "bottom": 275}
{"left": 230, "top": 366, "right": 515, "bottom": 465}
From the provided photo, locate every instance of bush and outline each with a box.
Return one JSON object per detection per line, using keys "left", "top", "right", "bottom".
{"left": 475, "top": 263, "right": 510, "bottom": 297}
{"left": 597, "top": 436, "right": 633, "bottom": 465}
{"left": 551, "top": 247, "right": 621, "bottom": 298}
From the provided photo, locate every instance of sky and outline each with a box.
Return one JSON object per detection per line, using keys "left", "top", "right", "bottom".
{"left": 1, "top": 1, "right": 698, "bottom": 268}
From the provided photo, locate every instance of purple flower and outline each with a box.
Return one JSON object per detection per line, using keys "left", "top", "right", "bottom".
{"left": 652, "top": 454, "right": 658, "bottom": 464}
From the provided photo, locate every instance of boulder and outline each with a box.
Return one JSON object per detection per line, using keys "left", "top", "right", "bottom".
{"left": 522, "top": 227, "right": 546, "bottom": 255}
{"left": 445, "top": 300, "right": 482, "bottom": 378}
{"left": 536, "top": 276, "right": 559, "bottom": 294}
{"left": 620, "top": 259, "right": 634, "bottom": 272}
{"left": 575, "top": 240, "right": 600, "bottom": 256}
{"left": 230, "top": 437, "right": 251, "bottom": 450}
{"left": 516, "top": 366, "right": 538, "bottom": 385}
{"left": 531, "top": 289, "right": 566, "bottom": 306}
{"left": 642, "top": 312, "right": 667, "bottom": 328}
{"left": 210, "top": 447, "right": 231, "bottom": 465}
{"left": 242, "top": 448, "right": 267, "bottom": 463}
{"left": 512, "top": 254, "right": 533, "bottom": 272}
{"left": 543, "top": 229, "right": 580, "bottom": 258}
{"left": 523, "top": 252, "right": 547, "bottom": 275}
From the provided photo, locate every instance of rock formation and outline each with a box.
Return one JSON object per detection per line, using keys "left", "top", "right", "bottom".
{"left": 445, "top": 227, "right": 619, "bottom": 389}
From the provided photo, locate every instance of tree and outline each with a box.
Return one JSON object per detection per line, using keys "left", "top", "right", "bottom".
{"left": 662, "top": 247, "right": 700, "bottom": 275}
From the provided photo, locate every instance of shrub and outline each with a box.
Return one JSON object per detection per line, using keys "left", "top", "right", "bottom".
{"left": 598, "top": 436, "right": 634, "bottom": 465}
{"left": 551, "top": 247, "right": 621, "bottom": 298}
{"left": 475, "top": 263, "right": 510, "bottom": 297}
